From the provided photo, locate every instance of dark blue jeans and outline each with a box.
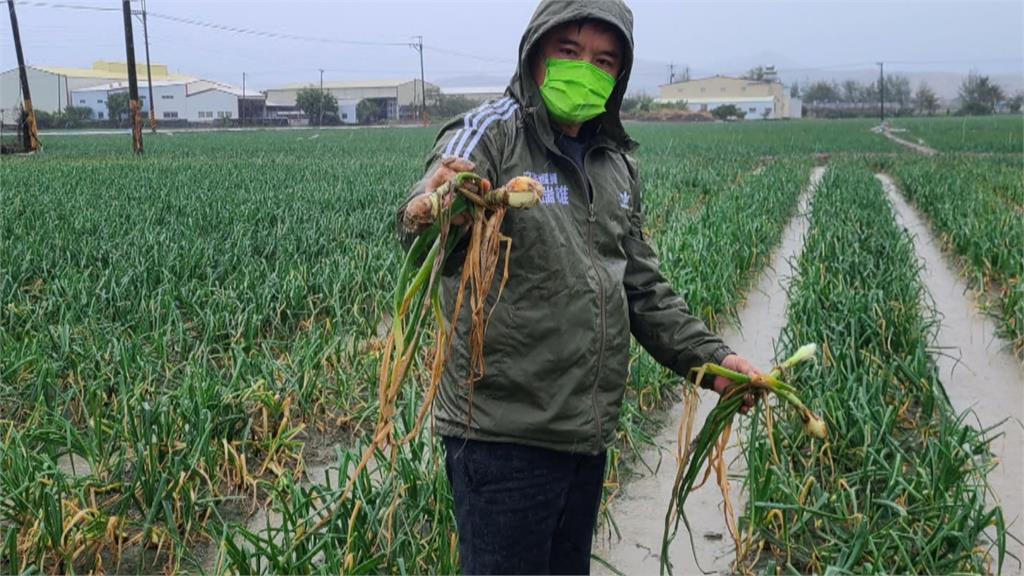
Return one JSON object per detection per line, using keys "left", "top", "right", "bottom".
{"left": 443, "top": 436, "right": 607, "bottom": 575}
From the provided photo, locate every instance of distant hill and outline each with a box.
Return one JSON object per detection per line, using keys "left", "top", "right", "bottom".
{"left": 624, "top": 52, "right": 1023, "bottom": 104}
{"left": 432, "top": 54, "right": 1023, "bottom": 106}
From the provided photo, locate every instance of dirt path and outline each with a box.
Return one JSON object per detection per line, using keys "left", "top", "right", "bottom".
{"left": 592, "top": 166, "right": 825, "bottom": 575}
{"left": 877, "top": 174, "right": 1024, "bottom": 569}
{"left": 873, "top": 125, "right": 938, "bottom": 156}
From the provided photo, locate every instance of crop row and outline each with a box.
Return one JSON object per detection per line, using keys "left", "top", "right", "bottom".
{"left": 618, "top": 156, "right": 813, "bottom": 467}
{"left": 0, "top": 132, "right": 433, "bottom": 573}
{"left": 741, "top": 162, "right": 1003, "bottom": 573}
{"left": 212, "top": 155, "right": 816, "bottom": 573}
{"left": 8, "top": 123, "right": 1008, "bottom": 573}
{"left": 0, "top": 129, "right": 808, "bottom": 573}
{"left": 629, "top": 120, "right": 901, "bottom": 156}
{"left": 874, "top": 154, "right": 1024, "bottom": 356}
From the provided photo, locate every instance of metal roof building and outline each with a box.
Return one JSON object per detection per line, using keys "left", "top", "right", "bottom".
{"left": 658, "top": 75, "right": 801, "bottom": 120}
{"left": 264, "top": 78, "right": 439, "bottom": 121}
{"left": 0, "top": 61, "right": 194, "bottom": 120}
{"left": 70, "top": 79, "right": 262, "bottom": 123}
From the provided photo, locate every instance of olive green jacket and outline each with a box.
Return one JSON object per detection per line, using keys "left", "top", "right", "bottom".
{"left": 398, "top": 0, "right": 732, "bottom": 454}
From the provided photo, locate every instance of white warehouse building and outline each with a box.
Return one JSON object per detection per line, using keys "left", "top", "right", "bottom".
{"left": 264, "top": 79, "right": 439, "bottom": 123}
{"left": 0, "top": 61, "right": 193, "bottom": 120}
{"left": 71, "top": 79, "right": 258, "bottom": 123}
{"left": 657, "top": 74, "right": 802, "bottom": 120}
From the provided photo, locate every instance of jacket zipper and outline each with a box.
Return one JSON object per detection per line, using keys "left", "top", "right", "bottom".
{"left": 566, "top": 146, "right": 607, "bottom": 454}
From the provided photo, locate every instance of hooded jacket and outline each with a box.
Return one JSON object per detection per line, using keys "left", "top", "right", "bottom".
{"left": 398, "top": 0, "right": 732, "bottom": 454}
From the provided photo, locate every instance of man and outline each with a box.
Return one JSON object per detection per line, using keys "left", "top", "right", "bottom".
{"left": 398, "top": 0, "right": 760, "bottom": 573}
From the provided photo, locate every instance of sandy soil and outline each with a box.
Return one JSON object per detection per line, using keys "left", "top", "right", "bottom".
{"left": 56, "top": 453, "right": 92, "bottom": 477}
{"left": 196, "top": 430, "right": 354, "bottom": 574}
{"left": 592, "top": 167, "right": 825, "bottom": 575}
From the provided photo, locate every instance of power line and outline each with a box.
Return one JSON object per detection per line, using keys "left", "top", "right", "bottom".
{"left": 145, "top": 11, "right": 411, "bottom": 48}
{"left": 15, "top": 1, "right": 118, "bottom": 12}
{"left": 15, "top": 0, "right": 513, "bottom": 66}
{"left": 423, "top": 45, "right": 513, "bottom": 65}
{"left": 11, "top": 1, "right": 1018, "bottom": 84}
{"left": 116, "top": 32, "right": 505, "bottom": 79}
{"left": 14, "top": 1, "right": 410, "bottom": 47}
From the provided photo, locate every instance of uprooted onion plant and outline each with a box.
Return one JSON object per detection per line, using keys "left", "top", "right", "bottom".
{"left": 661, "top": 344, "right": 826, "bottom": 576}
{"left": 294, "top": 172, "right": 543, "bottom": 543}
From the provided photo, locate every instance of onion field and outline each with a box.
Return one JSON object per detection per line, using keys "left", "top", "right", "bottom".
{"left": 872, "top": 154, "right": 1024, "bottom": 356}
{"left": 890, "top": 115, "right": 1024, "bottom": 153}
{"left": 1, "top": 118, "right": 1021, "bottom": 575}
{"left": 744, "top": 163, "right": 1002, "bottom": 573}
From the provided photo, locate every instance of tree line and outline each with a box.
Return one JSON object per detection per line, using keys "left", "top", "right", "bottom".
{"left": 294, "top": 87, "right": 483, "bottom": 126}
{"left": 798, "top": 72, "right": 1022, "bottom": 118}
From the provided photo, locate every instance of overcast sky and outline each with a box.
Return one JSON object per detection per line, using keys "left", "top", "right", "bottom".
{"left": 1, "top": 0, "right": 1021, "bottom": 94}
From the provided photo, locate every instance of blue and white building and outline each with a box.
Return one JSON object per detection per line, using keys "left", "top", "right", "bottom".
{"left": 71, "top": 79, "right": 259, "bottom": 122}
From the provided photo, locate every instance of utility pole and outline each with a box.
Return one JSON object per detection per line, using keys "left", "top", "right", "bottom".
{"left": 411, "top": 35, "right": 425, "bottom": 125}
{"left": 241, "top": 72, "right": 246, "bottom": 127}
{"left": 57, "top": 75, "right": 61, "bottom": 114}
{"left": 140, "top": 0, "right": 156, "bottom": 132}
{"left": 877, "top": 61, "right": 884, "bottom": 125}
{"left": 7, "top": 0, "right": 40, "bottom": 152}
{"left": 318, "top": 68, "right": 324, "bottom": 127}
{"left": 122, "top": 0, "right": 143, "bottom": 154}
{"left": 668, "top": 63, "right": 675, "bottom": 84}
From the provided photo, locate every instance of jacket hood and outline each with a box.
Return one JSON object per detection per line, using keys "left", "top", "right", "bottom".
{"left": 508, "top": 0, "right": 636, "bottom": 150}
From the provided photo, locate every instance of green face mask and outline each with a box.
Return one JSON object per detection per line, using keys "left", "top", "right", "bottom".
{"left": 539, "top": 58, "right": 616, "bottom": 125}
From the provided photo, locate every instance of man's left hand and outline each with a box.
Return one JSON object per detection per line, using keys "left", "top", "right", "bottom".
{"left": 711, "top": 354, "right": 762, "bottom": 415}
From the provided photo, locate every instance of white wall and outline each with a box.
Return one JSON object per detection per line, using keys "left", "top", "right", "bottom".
{"left": 71, "top": 82, "right": 189, "bottom": 120}
{"left": 71, "top": 83, "right": 189, "bottom": 121}
{"left": 338, "top": 100, "right": 358, "bottom": 124}
{"left": 70, "top": 83, "right": 245, "bottom": 123}
{"left": 736, "top": 100, "right": 776, "bottom": 120}
{"left": 70, "top": 86, "right": 113, "bottom": 120}
{"left": 264, "top": 81, "right": 438, "bottom": 109}
{"left": 789, "top": 98, "right": 803, "bottom": 119}
{"left": 186, "top": 88, "right": 237, "bottom": 122}
{"left": 149, "top": 84, "right": 186, "bottom": 121}
{"left": 1, "top": 68, "right": 65, "bottom": 120}
{"left": 687, "top": 98, "right": 776, "bottom": 120}
{"left": 0, "top": 68, "right": 136, "bottom": 120}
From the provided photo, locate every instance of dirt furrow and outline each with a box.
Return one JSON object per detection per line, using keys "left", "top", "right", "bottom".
{"left": 592, "top": 166, "right": 825, "bottom": 575}
{"left": 873, "top": 125, "right": 938, "bottom": 156}
{"left": 877, "top": 173, "right": 1024, "bottom": 568}
{"left": 196, "top": 440, "right": 350, "bottom": 573}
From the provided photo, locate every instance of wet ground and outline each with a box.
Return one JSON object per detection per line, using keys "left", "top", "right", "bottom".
{"left": 196, "top": 429, "right": 354, "bottom": 574}
{"left": 592, "top": 167, "right": 825, "bottom": 575}
{"left": 878, "top": 174, "right": 1024, "bottom": 570}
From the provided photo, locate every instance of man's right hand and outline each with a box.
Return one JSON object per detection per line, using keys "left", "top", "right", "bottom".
{"left": 403, "top": 157, "right": 476, "bottom": 233}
